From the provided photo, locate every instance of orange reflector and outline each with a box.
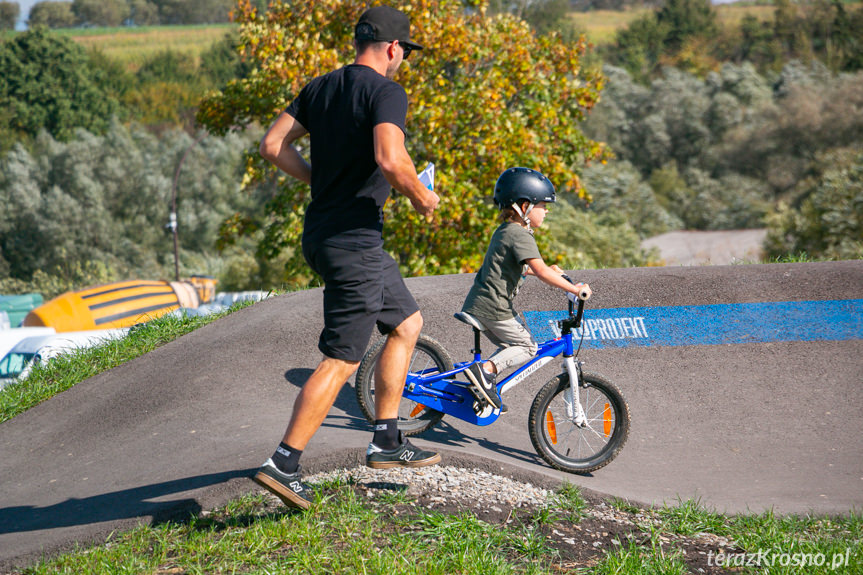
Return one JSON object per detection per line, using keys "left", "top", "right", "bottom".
{"left": 603, "top": 403, "right": 612, "bottom": 437}
{"left": 410, "top": 404, "right": 426, "bottom": 417}
{"left": 546, "top": 411, "right": 558, "bottom": 445}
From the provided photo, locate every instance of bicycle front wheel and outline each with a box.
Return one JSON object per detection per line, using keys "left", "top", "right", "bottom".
{"left": 529, "top": 372, "right": 630, "bottom": 474}
{"left": 354, "top": 334, "right": 453, "bottom": 436}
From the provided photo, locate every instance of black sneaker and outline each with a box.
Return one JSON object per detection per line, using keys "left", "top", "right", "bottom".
{"left": 465, "top": 363, "right": 502, "bottom": 409}
{"left": 366, "top": 434, "right": 441, "bottom": 469}
{"left": 252, "top": 459, "right": 314, "bottom": 510}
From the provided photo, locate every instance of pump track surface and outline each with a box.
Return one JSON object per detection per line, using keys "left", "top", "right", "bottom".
{"left": 0, "top": 261, "right": 861, "bottom": 570}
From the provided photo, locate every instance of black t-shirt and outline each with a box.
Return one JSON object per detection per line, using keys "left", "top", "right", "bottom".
{"left": 286, "top": 64, "right": 408, "bottom": 248}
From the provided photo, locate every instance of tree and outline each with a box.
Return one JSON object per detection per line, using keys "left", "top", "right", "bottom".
{"left": 579, "top": 160, "right": 682, "bottom": 238}
{"left": 0, "top": 2, "right": 19, "bottom": 30}
{"left": 27, "top": 1, "right": 76, "bottom": 28}
{"left": 656, "top": 0, "right": 717, "bottom": 53}
{"left": 766, "top": 150, "right": 863, "bottom": 260}
{"left": 152, "top": 0, "right": 233, "bottom": 24}
{"left": 127, "top": 0, "right": 159, "bottom": 26}
{"left": 198, "top": 0, "right": 606, "bottom": 284}
{"left": 0, "top": 29, "right": 121, "bottom": 142}
{"left": 546, "top": 198, "right": 651, "bottom": 269}
{"left": 72, "top": 0, "right": 129, "bottom": 27}
{"left": 0, "top": 121, "right": 262, "bottom": 293}
{"left": 611, "top": 0, "right": 718, "bottom": 80}
{"left": 522, "top": 0, "right": 581, "bottom": 41}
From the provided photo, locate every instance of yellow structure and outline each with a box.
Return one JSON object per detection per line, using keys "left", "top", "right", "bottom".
{"left": 23, "top": 277, "right": 217, "bottom": 332}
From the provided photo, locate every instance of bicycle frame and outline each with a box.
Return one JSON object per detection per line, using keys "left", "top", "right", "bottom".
{"left": 402, "top": 299, "right": 587, "bottom": 427}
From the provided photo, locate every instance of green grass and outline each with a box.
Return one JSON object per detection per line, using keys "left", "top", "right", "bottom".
{"left": 0, "top": 300, "right": 255, "bottom": 423}
{"left": 14, "top": 484, "right": 862, "bottom": 575}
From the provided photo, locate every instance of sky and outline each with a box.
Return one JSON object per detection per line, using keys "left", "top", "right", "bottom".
{"left": 14, "top": 0, "right": 66, "bottom": 30}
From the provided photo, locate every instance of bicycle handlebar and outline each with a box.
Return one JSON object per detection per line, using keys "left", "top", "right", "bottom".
{"left": 561, "top": 274, "right": 591, "bottom": 301}
{"left": 561, "top": 274, "right": 588, "bottom": 330}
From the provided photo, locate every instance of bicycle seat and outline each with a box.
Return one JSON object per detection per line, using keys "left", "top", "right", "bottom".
{"left": 453, "top": 312, "right": 486, "bottom": 331}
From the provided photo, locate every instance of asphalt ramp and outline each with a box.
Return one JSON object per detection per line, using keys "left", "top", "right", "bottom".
{"left": 0, "top": 261, "right": 861, "bottom": 570}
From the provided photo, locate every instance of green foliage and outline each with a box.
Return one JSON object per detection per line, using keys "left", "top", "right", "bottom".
{"left": 592, "top": 538, "right": 688, "bottom": 574}
{"left": 546, "top": 197, "right": 652, "bottom": 269}
{"left": 0, "top": 28, "right": 121, "bottom": 143}
{"left": 609, "top": 0, "right": 863, "bottom": 78}
{"left": 583, "top": 61, "right": 861, "bottom": 242}
{"left": 127, "top": 0, "right": 160, "bottom": 26}
{"left": 0, "top": 2, "right": 19, "bottom": 30}
{"left": 718, "top": 61, "right": 863, "bottom": 194}
{"left": 135, "top": 48, "right": 197, "bottom": 84}
{"left": 611, "top": 0, "right": 718, "bottom": 80}
{"left": 580, "top": 160, "right": 682, "bottom": 238}
{"left": 766, "top": 149, "right": 863, "bottom": 261}
{"left": 72, "top": 0, "right": 130, "bottom": 27}
{"left": 199, "top": 31, "right": 252, "bottom": 87}
{"left": 198, "top": 0, "right": 607, "bottom": 285}
{"left": 0, "top": 121, "right": 263, "bottom": 293}
{"left": 27, "top": 2, "right": 76, "bottom": 28}
{"left": 656, "top": 0, "right": 717, "bottom": 53}
{"left": 496, "top": 0, "right": 584, "bottom": 41}
{"left": 152, "top": 0, "right": 234, "bottom": 25}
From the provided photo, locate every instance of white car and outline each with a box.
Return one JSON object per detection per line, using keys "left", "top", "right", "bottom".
{"left": 0, "top": 327, "right": 56, "bottom": 362}
{"left": 0, "top": 329, "right": 128, "bottom": 389}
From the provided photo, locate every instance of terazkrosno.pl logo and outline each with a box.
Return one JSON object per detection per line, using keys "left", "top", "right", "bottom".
{"left": 707, "top": 549, "right": 852, "bottom": 570}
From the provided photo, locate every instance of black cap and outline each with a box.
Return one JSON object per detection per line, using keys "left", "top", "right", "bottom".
{"left": 355, "top": 5, "right": 424, "bottom": 51}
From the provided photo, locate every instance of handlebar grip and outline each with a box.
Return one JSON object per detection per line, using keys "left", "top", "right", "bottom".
{"left": 563, "top": 274, "right": 591, "bottom": 301}
{"left": 566, "top": 290, "right": 590, "bottom": 303}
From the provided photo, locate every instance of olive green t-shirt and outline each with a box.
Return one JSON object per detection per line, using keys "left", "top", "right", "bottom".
{"left": 462, "top": 222, "right": 542, "bottom": 321}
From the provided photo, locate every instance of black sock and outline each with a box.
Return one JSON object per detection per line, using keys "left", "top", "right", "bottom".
{"left": 271, "top": 442, "right": 302, "bottom": 474}
{"left": 373, "top": 419, "right": 400, "bottom": 450}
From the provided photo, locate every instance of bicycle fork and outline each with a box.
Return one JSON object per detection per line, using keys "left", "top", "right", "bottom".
{"left": 562, "top": 356, "right": 588, "bottom": 427}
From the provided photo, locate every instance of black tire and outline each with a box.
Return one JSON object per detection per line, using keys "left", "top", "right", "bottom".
{"left": 529, "top": 372, "right": 630, "bottom": 474}
{"left": 355, "top": 334, "right": 453, "bottom": 436}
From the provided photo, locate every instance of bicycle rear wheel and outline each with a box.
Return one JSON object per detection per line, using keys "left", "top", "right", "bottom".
{"left": 355, "top": 334, "right": 452, "bottom": 436}
{"left": 529, "top": 372, "right": 630, "bottom": 474}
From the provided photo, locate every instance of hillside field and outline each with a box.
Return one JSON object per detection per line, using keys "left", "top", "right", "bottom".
{"left": 60, "top": 23, "right": 235, "bottom": 70}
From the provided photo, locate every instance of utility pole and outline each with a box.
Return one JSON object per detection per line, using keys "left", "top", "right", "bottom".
{"left": 168, "top": 131, "right": 207, "bottom": 281}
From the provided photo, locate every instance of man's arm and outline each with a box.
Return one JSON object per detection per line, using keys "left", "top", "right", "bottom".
{"left": 374, "top": 123, "right": 439, "bottom": 217}
{"left": 259, "top": 112, "right": 312, "bottom": 185}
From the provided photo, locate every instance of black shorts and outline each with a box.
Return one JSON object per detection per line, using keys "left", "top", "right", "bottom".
{"left": 302, "top": 241, "right": 419, "bottom": 362}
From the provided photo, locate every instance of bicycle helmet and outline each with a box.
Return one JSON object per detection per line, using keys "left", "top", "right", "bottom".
{"left": 493, "top": 167, "right": 556, "bottom": 224}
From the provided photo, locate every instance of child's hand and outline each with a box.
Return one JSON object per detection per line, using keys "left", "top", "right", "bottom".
{"left": 549, "top": 264, "right": 564, "bottom": 274}
{"left": 568, "top": 282, "right": 592, "bottom": 301}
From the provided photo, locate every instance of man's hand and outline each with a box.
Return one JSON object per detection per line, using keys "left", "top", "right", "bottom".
{"left": 411, "top": 190, "right": 440, "bottom": 218}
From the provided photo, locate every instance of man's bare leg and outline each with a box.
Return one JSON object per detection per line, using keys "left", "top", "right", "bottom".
{"left": 281, "top": 356, "right": 360, "bottom": 449}
{"left": 374, "top": 311, "right": 423, "bottom": 419}
{"left": 364, "top": 310, "right": 441, "bottom": 467}
{"left": 254, "top": 357, "right": 357, "bottom": 510}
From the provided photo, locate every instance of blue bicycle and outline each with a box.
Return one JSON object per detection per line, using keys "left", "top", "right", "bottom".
{"left": 355, "top": 279, "right": 631, "bottom": 474}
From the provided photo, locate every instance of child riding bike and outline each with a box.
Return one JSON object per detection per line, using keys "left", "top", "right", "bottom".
{"left": 461, "top": 167, "right": 592, "bottom": 411}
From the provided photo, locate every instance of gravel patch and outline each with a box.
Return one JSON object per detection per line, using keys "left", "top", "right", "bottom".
{"left": 308, "top": 465, "right": 552, "bottom": 511}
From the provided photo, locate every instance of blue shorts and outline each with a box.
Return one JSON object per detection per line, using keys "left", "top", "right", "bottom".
{"left": 302, "top": 241, "right": 419, "bottom": 362}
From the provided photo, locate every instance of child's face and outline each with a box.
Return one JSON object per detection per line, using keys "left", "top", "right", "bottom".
{"left": 526, "top": 201, "right": 550, "bottom": 228}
